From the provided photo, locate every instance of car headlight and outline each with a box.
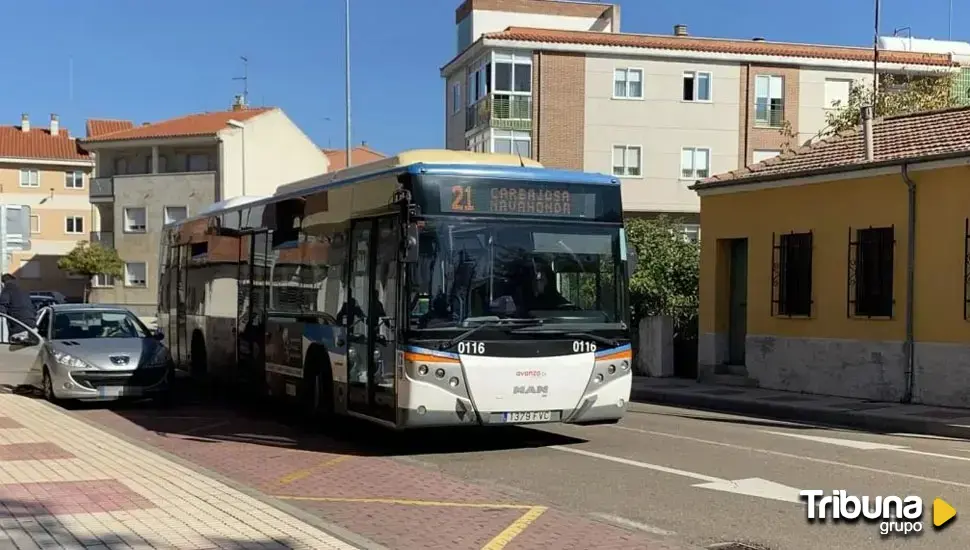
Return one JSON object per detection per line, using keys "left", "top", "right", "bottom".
{"left": 52, "top": 351, "right": 90, "bottom": 370}
{"left": 147, "top": 347, "right": 170, "bottom": 367}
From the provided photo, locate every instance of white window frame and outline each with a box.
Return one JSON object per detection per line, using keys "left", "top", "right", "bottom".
{"left": 492, "top": 52, "right": 533, "bottom": 96}
{"left": 451, "top": 82, "right": 462, "bottom": 115}
{"left": 91, "top": 273, "right": 114, "bottom": 288}
{"left": 754, "top": 74, "right": 785, "bottom": 127}
{"left": 612, "top": 145, "right": 643, "bottom": 178}
{"left": 29, "top": 215, "right": 40, "bottom": 234}
{"left": 680, "top": 147, "right": 712, "bottom": 180}
{"left": 465, "top": 129, "right": 489, "bottom": 153}
{"left": 64, "top": 171, "right": 84, "bottom": 189}
{"left": 124, "top": 262, "right": 147, "bottom": 287}
{"left": 681, "top": 224, "right": 701, "bottom": 243}
{"left": 613, "top": 68, "right": 644, "bottom": 100}
{"left": 163, "top": 206, "right": 188, "bottom": 225}
{"left": 123, "top": 207, "right": 147, "bottom": 233}
{"left": 19, "top": 169, "right": 39, "bottom": 188}
{"left": 491, "top": 129, "right": 531, "bottom": 157}
{"left": 682, "top": 71, "right": 713, "bottom": 102}
{"left": 824, "top": 78, "right": 853, "bottom": 110}
{"left": 18, "top": 259, "right": 41, "bottom": 279}
{"left": 64, "top": 216, "right": 84, "bottom": 235}
{"left": 466, "top": 55, "right": 489, "bottom": 107}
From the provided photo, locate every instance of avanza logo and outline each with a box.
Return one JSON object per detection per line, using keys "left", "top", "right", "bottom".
{"left": 515, "top": 370, "right": 546, "bottom": 378}
{"left": 513, "top": 385, "right": 548, "bottom": 395}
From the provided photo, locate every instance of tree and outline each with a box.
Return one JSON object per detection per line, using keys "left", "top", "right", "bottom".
{"left": 823, "top": 73, "right": 959, "bottom": 136}
{"left": 624, "top": 216, "right": 700, "bottom": 332}
{"left": 57, "top": 242, "right": 124, "bottom": 302}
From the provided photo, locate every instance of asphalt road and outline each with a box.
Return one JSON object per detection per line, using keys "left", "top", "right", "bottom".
{"left": 73, "top": 391, "right": 970, "bottom": 550}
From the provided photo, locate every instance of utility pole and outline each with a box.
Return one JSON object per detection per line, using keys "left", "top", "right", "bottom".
{"left": 234, "top": 56, "right": 249, "bottom": 105}
{"left": 345, "top": 0, "right": 353, "bottom": 168}
{"left": 950, "top": 0, "right": 954, "bottom": 40}
{"left": 872, "top": 0, "right": 881, "bottom": 115}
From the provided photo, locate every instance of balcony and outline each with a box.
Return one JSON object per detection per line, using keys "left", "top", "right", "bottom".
{"left": 754, "top": 102, "right": 785, "bottom": 128}
{"left": 465, "top": 94, "right": 533, "bottom": 133}
{"left": 90, "top": 231, "right": 114, "bottom": 249}
{"left": 90, "top": 177, "right": 114, "bottom": 201}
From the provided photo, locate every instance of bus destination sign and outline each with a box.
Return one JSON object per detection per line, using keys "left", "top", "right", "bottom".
{"left": 441, "top": 184, "right": 597, "bottom": 218}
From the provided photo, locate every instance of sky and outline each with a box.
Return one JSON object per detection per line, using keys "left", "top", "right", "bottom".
{"left": 0, "top": 0, "right": 962, "bottom": 156}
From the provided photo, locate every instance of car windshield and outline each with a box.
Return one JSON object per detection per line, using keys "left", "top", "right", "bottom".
{"left": 409, "top": 219, "right": 623, "bottom": 328}
{"left": 52, "top": 311, "right": 150, "bottom": 340}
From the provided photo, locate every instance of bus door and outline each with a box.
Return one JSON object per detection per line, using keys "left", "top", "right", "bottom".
{"left": 346, "top": 217, "right": 398, "bottom": 422}
{"left": 236, "top": 229, "right": 272, "bottom": 392}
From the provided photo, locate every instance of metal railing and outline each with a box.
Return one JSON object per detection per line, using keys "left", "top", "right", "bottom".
{"left": 754, "top": 102, "right": 785, "bottom": 127}
{"left": 90, "top": 177, "right": 113, "bottom": 198}
{"left": 90, "top": 231, "right": 114, "bottom": 249}
{"left": 465, "top": 94, "right": 533, "bottom": 132}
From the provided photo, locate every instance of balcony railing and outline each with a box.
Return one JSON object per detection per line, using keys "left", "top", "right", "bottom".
{"left": 90, "top": 177, "right": 114, "bottom": 199}
{"left": 90, "top": 231, "right": 114, "bottom": 249}
{"left": 754, "top": 102, "right": 785, "bottom": 127}
{"left": 465, "top": 93, "right": 533, "bottom": 133}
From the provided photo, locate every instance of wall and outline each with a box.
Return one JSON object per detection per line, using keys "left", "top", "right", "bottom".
{"left": 737, "top": 65, "right": 800, "bottom": 167}
{"left": 797, "top": 68, "right": 872, "bottom": 145}
{"left": 584, "top": 55, "right": 741, "bottom": 214}
{"left": 457, "top": 0, "right": 614, "bottom": 54}
{"left": 534, "top": 51, "right": 585, "bottom": 170}
{"left": 445, "top": 74, "right": 467, "bottom": 150}
{"left": 217, "top": 109, "right": 330, "bottom": 199}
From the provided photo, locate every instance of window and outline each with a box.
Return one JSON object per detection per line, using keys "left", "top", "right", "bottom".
{"left": 493, "top": 53, "right": 532, "bottom": 94}
{"left": 164, "top": 206, "right": 188, "bottom": 225}
{"left": 612, "top": 145, "right": 642, "bottom": 177}
{"left": 466, "top": 130, "right": 489, "bottom": 153}
{"left": 92, "top": 274, "right": 114, "bottom": 288}
{"left": 29, "top": 215, "right": 39, "bottom": 234}
{"left": 451, "top": 82, "right": 462, "bottom": 115}
{"left": 755, "top": 75, "right": 784, "bottom": 126}
{"left": 825, "top": 78, "right": 852, "bottom": 109}
{"left": 493, "top": 130, "right": 531, "bottom": 157}
{"left": 680, "top": 147, "right": 711, "bottom": 179}
{"left": 125, "top": 262, "right": 147, "bottom": 287}
{"left": 681, "top": 224, "right": 700, "bottom": 243}
{"left": 850, "top": 226, "right": 894, "bottom": 317}
{"left": 683, "top": 71, "right": 712, "bottom": 101}
{"left": 18, "top": 259, "right": 40, "bottom": 279}
{"left": 36, "top": 311, "right": 50, "bottom": 338}
{"left": 65, "top": 216, "right": 84, "bottom": 234}
{"left": 65, "top": 171, "right": 84, "bottom": 189}
{"left": 613, "top": 68, "right": 643, "bottom": 99}
{"left": 19, "top": 169, "right": 38, "bottom": 188}
{"left": 753, "top": 149, "right": 782, "bottom": 164}
{"left": 773, "top": 232, "right": 813, "bottom": 316}
{"left": 114, "top": 158, "right": 128, "bottom": 176}
{"left": 124, "top": 207, "right": 147, "bottom": 232}
{"left": 466, "top": 57, "right": 490, "bottom": 106}
{"left": 187, "top": 154, "right": 209, "bottom": 172}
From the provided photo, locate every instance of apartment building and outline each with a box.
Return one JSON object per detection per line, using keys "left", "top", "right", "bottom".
{"left": 441, "top": 0, "right": 962, "bottom": 231}
{"left": 78, "top": 102, "right": 330, "bottom": 315}
{"left": 0, "top": 113, "right": 94, "bottom": 298}
{"left": 322, "top": 144, "right": 387, "bottom": 170}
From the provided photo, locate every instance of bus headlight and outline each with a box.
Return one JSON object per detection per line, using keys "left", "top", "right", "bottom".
{"left": 595, "top": 373, "right": 604, "bottom": 383}
{"left": 434, "top": 368, "right": 446, "bottom": 379}
{"left": 449, "top": 377, "right": 460, "bottom": 387}
{"left": 418, "top": 364, "right": 429, "bottom": 376}
{"left": 621, "top": 360, "right": 630, "bottom": 371}
{"left": 607, "top": 365, "right": 616, "bottom": 375}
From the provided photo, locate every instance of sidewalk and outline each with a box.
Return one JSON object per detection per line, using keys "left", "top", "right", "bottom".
{"left": 632, "top": 377, "right": 970, "bottom": 439}
{"left": 0, "top": 394, "right": 363, "bottom": 550}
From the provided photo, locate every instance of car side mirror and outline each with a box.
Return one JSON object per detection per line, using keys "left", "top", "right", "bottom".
{"left": 626, "top": 249, "right": 639, "bottom": 278}
{"left": 403, "top": 223, "right": 419, "bottom": 263}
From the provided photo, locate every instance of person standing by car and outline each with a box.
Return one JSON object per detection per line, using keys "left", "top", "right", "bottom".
{"left": 0, "top": 274, "right": 37, "bottom": 340}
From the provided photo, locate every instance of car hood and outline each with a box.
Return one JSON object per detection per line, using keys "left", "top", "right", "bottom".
{"left": 50, "top": 338, "right": 163, "bottom": 370}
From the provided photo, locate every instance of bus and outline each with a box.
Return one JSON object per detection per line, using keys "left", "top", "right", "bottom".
{"left": 157, "top": 150, "right": 637, "bottom": 429}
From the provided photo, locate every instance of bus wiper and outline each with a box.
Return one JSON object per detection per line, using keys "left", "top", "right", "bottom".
{"left": 439, "top": 318, "right": 543, "bottom": 351}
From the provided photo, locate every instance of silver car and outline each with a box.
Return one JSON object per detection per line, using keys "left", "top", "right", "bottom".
{"left": 0, "top": 304, "right": 174, "bottom": 402}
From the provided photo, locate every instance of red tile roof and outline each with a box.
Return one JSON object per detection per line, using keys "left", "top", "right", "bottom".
{"left": 323, "top": 145, "right": 387, "bottom": 170}
{"left": 0, "top": 125, "right": 89, "bottom": 162}
{"left": 86, "top": 119, "right": 134, "bottom": 138}
{"left": 695, "top": 106, "right": 970, "bottom": 189}
{"left": 81, "top": 108, "right": 274, "bottom": 143}
{"left": 482, "top": 27, "right": 957, "bottom": 66}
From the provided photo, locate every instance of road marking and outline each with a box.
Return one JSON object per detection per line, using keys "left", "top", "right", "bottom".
{"left": 277, "top": 456, "right": 350, "bottom": 485}
{"left": 272, "top": 495, "right": 533, "bottom": 509}
{"left": 549, "top": 445, "right": 722, "bottom": 483}
{"left": 590, "top": 513, "right": 677, "bottom": 536}
{"left": 481, "top": 506, "right": 547, "bottom": 550}
{"left": 759, "top": 430, "right": 908, "bottom": 450}
{"left": 179, "top": 420, "right": 232, "bottom": 435}
{"left": 612, "top": 425, "right": 970, "bottom": 489}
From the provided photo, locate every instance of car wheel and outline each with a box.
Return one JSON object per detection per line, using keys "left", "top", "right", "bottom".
{"left": 42, "top": 366, "right": 59, "bottom": 404}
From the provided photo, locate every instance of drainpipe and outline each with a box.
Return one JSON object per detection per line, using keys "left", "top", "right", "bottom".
{"left": 901, "top": 162, "right": 916, "bottom": 403}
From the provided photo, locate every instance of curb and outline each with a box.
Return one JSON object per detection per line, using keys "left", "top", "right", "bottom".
{"left": 632, "top": 387, "right": 970, "bottom": 440}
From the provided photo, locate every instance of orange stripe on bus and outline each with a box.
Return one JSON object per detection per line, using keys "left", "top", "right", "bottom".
{"left": 598, "top": 351, "right": 633, "bottom": 362}
{"left": 403, "top": 352, "right": 461, "bottom": 364}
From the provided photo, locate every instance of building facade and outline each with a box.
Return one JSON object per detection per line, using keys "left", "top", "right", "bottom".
{"left": 694, "top": 106, "right": 970, "bottom": 408}
{"left": 0, "top": 113, "right": 95, "bottom": 299}
{"left": 79, "top": 103, "right": 330, "bottom": 315}
{"left": 441, "top": 0, "right": 962, "bottom": 229}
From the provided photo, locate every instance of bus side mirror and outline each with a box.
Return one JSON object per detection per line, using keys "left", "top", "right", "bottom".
{"left": 626, "top": 249, "right": 638, "bottom": 278}
{"left": 403, "top": 224, "right": 419, "bottom": 263}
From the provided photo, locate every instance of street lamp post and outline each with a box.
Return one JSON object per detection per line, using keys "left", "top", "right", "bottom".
{"left": 227, "top": 120, "right": 246, "bottom": 195}
{"left": 345, "top": 0, "right": 352, "bottom": 168}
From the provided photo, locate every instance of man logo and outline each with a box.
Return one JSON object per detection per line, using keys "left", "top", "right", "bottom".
{"left": 513, "top": 385, "right": 548, "bottom": 395}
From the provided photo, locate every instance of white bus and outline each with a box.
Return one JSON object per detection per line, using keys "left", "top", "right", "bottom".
{"left": 157, "top": 150, "right": 637, "bottom": 429}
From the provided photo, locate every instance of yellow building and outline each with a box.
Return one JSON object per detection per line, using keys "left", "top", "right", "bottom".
{"left": 692, "top": 105, "right": 970, "bottom": 408}
{"left": 0, "top": 114, "right": 94, "bottom": 299}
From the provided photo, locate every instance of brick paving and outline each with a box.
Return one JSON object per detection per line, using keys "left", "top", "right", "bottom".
{"left": 0, "top": 396, "right": 359, "bottom": 550}
{"left": 78, "top": 402, "right": 695, "bottom": 550}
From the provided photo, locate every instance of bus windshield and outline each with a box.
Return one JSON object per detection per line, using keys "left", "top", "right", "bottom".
{"left": 409, "top": 218, "right": 623, "bottom": 328}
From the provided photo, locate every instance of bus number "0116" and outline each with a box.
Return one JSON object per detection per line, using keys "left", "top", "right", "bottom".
{"left": 457, "top": 341, "right": 485, "bottom": 355}
{"left": 573, "top": 341, "right": 597, "bottom": 353}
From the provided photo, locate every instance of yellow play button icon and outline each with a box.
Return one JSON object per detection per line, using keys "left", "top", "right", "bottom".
{"left": 933, "top": 498, "right": 956, "bottom": 528}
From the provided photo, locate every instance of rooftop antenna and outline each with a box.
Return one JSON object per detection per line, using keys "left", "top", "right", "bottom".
{"left": 872, "top": 0, "right": 880, "bottom": 115}
{"left": 516, "top": 150, "right": 525, "bottom": 167}
{"left": 233, "top": 56, "right": 249, "bottom": 106}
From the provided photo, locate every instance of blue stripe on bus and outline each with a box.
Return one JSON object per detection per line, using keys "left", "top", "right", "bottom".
{"left": 403, "top": 346, "right": 460, "bottom": 360}
{"left": 406, "top": 163, "right": 620, "bottom": 186}
{"left": 595, "top": 344, "right": 632, "bottom": 357}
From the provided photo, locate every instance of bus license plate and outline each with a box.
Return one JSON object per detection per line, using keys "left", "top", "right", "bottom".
{"left": 504, "top": 411, "right": 552, "bottom": 423}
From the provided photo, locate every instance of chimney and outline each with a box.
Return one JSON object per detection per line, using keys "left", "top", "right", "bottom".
{"left": 232, "top": 95, "right": 246, "bottom": 112}
{"left": 861, "top": 105, "right": 874, "bottom": 161}
{"left": 50, "top": 114, "right": 59, "bottom": 136}
{"left": 673, "top": 24, "right": 688, "bottom": 37}
{"left": 20, "top": 113, "right": 29, "bottom": 132}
